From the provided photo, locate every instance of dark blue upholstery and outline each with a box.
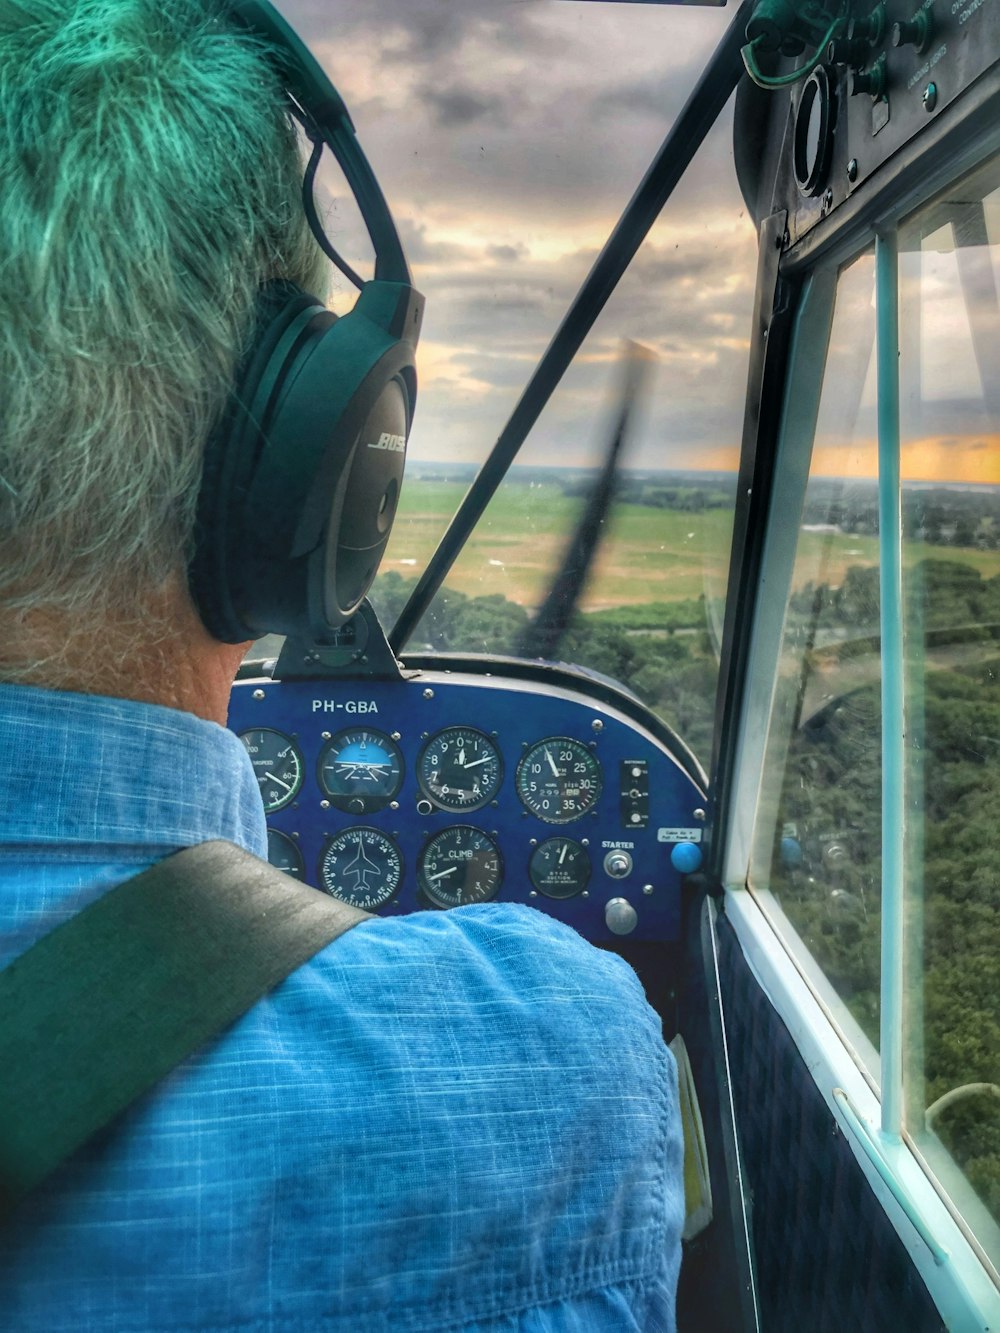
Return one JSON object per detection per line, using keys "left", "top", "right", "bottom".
{"left": 716, "top": 913, "right": 946, "bottom": 1333}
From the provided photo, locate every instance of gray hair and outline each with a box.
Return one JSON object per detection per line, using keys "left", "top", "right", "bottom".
{"left": 0, "top": 0, "right": 327, "bottom": 628}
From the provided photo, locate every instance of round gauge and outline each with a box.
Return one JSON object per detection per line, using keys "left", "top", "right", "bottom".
{"left": 238, "top": 728, "right": 303, "bottom": 813}
{"left": 529, "top": 837, "right": 590, "bottom": 900}
{"left": 416, "top": 727, "right": 503, "bottom": 812}
{"left": 318, "top": 728, "right": 403, "bottom": 814}
{"left": 516, "top": 738, "right": 602, "bottom": 824}
{"left": 417, "top": 826, "right": 503, "bottom": 909}
{"left": 266, "top": 828, "right": 305, "bottom": 881}
{"left": 319, "top": 827, "right": 402, "bottom": 911}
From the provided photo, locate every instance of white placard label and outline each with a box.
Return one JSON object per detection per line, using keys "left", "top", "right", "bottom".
{"left": 657, "top": 827, "right": 703, "bottom": 844}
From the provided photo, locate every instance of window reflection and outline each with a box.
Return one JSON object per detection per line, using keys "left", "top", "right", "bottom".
{"left": 899, "top": 163, "right": 1000, "bottom": 1251}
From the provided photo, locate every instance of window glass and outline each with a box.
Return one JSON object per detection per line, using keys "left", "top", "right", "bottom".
{"left": 749, "top": 253, "right": 883, "bottom": 1060}
{"left": 374, "top": 94, "right": 757, "bottom": 766}
{"left": 899, "top": 162, "right": 1000, "bottom": 1252}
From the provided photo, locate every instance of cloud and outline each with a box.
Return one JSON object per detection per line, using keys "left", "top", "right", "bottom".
{"left": 276, "top": 0, "right": 754, "bottom": 469}
{"left": 422, "top": 86, "right": 504, "bottom": 127}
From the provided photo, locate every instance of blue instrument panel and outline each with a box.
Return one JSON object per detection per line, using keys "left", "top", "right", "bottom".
{"left": 228, "top": 669, "right": 705, "bottom": 942}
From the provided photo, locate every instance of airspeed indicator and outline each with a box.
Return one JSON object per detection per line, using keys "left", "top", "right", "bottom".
{"left": 516, "top": 738, "right": 602, "bottom": 823}
{"left": 238, "top": 728, "right": 303, "bottom": 813}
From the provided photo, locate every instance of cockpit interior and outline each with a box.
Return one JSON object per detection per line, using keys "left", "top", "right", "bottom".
{"left": 219, "top": 0, "right": 1000, "bottom": 1326}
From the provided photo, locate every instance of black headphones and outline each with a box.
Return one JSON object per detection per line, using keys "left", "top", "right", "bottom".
{"left": 189, "top": 0, "right": 423, "bottom": 644}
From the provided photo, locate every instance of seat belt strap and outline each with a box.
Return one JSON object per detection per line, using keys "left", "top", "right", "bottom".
{"left": 0, "top": 840, "right": 372, "bottom": 1220}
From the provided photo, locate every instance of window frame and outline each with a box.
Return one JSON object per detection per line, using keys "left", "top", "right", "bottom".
{"left": 718, "top": 136, "right": 1000, "bottom": 1321}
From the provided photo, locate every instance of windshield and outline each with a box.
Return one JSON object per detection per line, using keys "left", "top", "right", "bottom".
{"left": 329, "top": 1, "right": 757, "bottom": 766}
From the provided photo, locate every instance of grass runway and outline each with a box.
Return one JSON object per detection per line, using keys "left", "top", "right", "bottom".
{"left": 382, "top": 478, "right": 1000, "bottom": 612}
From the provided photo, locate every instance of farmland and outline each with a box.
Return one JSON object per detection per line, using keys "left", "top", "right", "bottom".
{"left": 381, "top": 473, "right": 1000, "bottom": 616}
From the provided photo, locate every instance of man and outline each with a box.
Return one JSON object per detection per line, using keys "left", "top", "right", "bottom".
{"left": 0, "top": 1, "right": 684, "bottom": 1328}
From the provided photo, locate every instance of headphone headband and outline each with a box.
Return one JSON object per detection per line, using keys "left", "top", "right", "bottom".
{"left": 189, "top": 2, "right": 423, "bottom": 644}
{"left": 227, "top": 0, "right": 410, "bottom": 285}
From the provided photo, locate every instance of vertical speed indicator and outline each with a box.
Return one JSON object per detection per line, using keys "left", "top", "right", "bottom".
{"left": 516, "top": 738, "right": 601, "bottom": 823}
{"left": 417, "top": 826, "right": 503, "bottom": 909}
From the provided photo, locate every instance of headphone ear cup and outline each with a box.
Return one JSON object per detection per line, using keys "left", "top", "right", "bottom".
{"left": 189, "top": 281, "right": 323, "bottom": 643}
{"left": 307, "top": 367, "right": 411, "bottom": 628}
{"left": 190, "top": 279, "right": 421, "bottom": 644}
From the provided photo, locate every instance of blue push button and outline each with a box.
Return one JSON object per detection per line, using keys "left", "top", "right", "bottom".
{"left": 670, "top": 841, "right": 702, "bottom": 874}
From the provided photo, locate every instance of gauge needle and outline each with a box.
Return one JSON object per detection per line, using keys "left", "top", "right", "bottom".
{"left": 464, "top": 756, "right": 491, "bottom": 769}
{"left": 458, "top": 746, "right": 466, "bottom": 766}
{"left": 559, "top": 843, "right": 568, "bottom": 865}
{"left": 265, "top": 771, "right": 293, "bottom": 792}
{"left": 545, "top": 748, "right": 560, "bottom": 777}
{"left": 428, "top": 865, "right": 458, "bottom": 881}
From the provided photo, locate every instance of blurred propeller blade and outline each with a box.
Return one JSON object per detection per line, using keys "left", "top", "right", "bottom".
{"left": 517, "top": 341, "right": 655, "bottom": 662}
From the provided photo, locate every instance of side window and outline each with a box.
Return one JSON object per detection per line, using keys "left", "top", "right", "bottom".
{"left": 749, "top": 159, "right": 1000, "bottom": 1266}
{"left": 899, "top": 168, "right": 1000, "bottom": 1251}
{"left": 749, "top": 252, "right": 882, "bottom": 1070}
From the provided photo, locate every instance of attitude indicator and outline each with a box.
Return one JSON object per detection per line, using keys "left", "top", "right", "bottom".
{"left": 318, "top": 728, "right": 404, "bottom": 814}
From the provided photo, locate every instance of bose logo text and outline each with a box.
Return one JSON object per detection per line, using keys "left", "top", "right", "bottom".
{"left": 368, "top": 433, "right": 405, "bottom": 452}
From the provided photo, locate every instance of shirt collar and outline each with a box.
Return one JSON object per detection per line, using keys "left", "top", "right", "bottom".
{"left": 0, "top": 683, "right": 266, "bottom": 859}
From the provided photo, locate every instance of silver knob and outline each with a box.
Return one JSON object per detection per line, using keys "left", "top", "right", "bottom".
{"left": 604, "top": 850, "right": 633, "bottom": 879}
{"left": 605, "top": 898, "right": 638, "bottom": 935}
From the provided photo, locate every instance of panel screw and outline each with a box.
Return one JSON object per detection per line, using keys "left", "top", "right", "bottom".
{"left": 391, "top": 731, "right": 401, "bottom": 741}
{"left": 253, "top": 689, "right": 265, "bottom": 700}
{"left": 422, "top": 687, "right": 434, "bottom": 699}
{"left": 694, "top": 808, "right": 706, "bottom": 821}
{"left": 847, "top": 157, "right": 859, "bottom": 182}
{"left": 922, "top": 81, "right": 938, "bottom": 112}
{"left": 321, "top": 731, "right": 332, "bottom": 740}
{"left": 320, "top": 799, "right": 330, "bottom": 810}
{"left": 592, "top": 719, "right": 604, "bottom": 732}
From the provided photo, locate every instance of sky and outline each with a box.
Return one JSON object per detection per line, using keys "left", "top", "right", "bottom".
{"left": 274, "top": 0, "right": 759, "bottom": 474}
{"left": 272, "top": 0, "right": 999, "bottom": 490}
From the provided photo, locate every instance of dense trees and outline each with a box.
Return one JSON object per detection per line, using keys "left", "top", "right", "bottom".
{"left": 372, "top": 533, "right": 1000, "bottom": 1228}
{"left": 770, "top": 559, "right": 1000, "bottom": 1222}
{"left": 370, "top": 570, "right": 720, "bottom": 759}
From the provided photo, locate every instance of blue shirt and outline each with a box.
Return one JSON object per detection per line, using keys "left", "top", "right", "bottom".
{"left": 0, "top": 684, "right": 684, "bottom": 1331}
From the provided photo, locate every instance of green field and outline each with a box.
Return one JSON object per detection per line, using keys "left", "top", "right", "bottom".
{"left": 384, "top": 477, "right": 1000, "bottom": 610}
{"left": 385, "top": 478, "right": 735, "bottom": 609}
